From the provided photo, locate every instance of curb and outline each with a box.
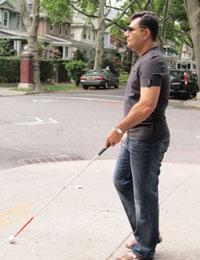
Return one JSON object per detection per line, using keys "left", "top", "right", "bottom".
{"left": 184, "top": 100, "right": 200, "bottom": 109}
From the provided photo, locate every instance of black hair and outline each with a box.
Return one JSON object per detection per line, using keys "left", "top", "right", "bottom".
{"left": 130, "top": 11, "right": 159, "bottom": 41}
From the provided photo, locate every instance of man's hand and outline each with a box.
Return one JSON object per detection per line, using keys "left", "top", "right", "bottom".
{"left": 105, "top": 128, "right": 123, "bottom": 147}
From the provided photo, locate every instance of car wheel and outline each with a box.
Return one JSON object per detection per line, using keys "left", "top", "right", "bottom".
{"left": 83, "top": 86, "right": 88, "bottom": 90}
{"left": 114, "top": 81, "right": 119, "bottom": 88}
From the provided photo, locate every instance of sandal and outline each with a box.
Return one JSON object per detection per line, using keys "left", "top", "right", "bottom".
{"left": 125, "top": 235, "right": 162, "bottom": 249}
{"left": 115, "top": 251, "right": 154, "bottom": 260}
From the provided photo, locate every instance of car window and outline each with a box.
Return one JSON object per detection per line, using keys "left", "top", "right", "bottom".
{"left": 170, "top": 71, "right": 184, "bottom": 79}
{"left": 85, "top": 70, "right": 104, "bottom": 76}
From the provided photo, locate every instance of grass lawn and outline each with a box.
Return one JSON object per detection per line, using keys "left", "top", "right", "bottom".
{"left": 1, "top": 72, "right": 130, "bottom": 93}
{"left": 42, "top": 84, "right": 81, "bottom": 92}
{"left": 119, "top": 72, "right": 129, "bottom": 85}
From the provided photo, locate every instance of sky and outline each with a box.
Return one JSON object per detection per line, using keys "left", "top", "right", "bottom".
{"left": 110, "top": 0, "right": 124, "bottom": 7}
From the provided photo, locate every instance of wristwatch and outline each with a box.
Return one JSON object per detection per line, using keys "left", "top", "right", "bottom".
{"left": 115, "top": 126, "right": 125, "bottom": 135}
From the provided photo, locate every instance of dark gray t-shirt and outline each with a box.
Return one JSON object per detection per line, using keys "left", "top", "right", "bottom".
{"left": 124, "top": 46, "right": 170, "bottom": 140}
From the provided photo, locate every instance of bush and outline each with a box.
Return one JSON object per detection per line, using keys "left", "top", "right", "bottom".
{"left": 39, "top": 59, "right": 54, "bottom": 82}
{"left": 39, "top": 59, "right": 71, "bottom": 83}
{"left": 0, "top": 57, "right": 71, "bottom": 83}
{"left": 73, "top": 49, "right": 84, "bottom": 61}
{"left": 65, "top": 60, "right": 86, "bottom": 86}
{"left": 0, "top": 39, "right": 15, "bottom": 57}
{"left": 0, "top": 57, "right": 20, "bottom": 83}
{"left": 121, "top": 60, "right": 131, "bottom": 73}
{"left": 58, "top": 61, "right": 70, "bottom": 82}
{"left": 102, "top": 58, "right": 115, "bottom": 73}
{"left": 49, "top": 48, "right": 62, "bottom": 59}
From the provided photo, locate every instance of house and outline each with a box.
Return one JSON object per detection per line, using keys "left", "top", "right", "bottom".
{"left": 71, "top": 14, "right": 118, "bottom": 61}
{"left": 0, "top": 0, "right": 27, "bottom": 56}
{"left": 70, "top": 14, "right": 96, "bottom": 61}
{"left": 0, "top": 0, "right": 118, "bottom": 62}
{"left": 0, "top": 0, "right": 51, "bottom": 56}
{"left": 37, "top": 13, "right": 73, "bottom": 59}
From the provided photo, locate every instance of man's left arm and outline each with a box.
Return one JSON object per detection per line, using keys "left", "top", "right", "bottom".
{"left": 105, "top": 86, "right": 160, "bottom": 147}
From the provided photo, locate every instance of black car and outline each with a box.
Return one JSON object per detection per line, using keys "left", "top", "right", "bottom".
{"left": 169, "top": 70, "right": 198, "bottom": 99}
{"left": 80, "top": 69, "right": 119, "bottom": 89}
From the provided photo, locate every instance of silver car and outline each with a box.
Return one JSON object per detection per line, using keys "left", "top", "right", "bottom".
{"left": 80, "top": 69, "right": 119, "bottom": 90}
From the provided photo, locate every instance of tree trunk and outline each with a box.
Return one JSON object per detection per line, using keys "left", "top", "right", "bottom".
{"left": 159, "top": 0, "right": 172, "bottom": 50}
{"left": 184, "top": 0, "right": 200, "bottom": 92}
{"left": 19, "top": 0, "right": 41, "bottom": 91}
{"left": 179, "top": 31, "right": 185, "bottom": 60}
{"left": 93, "top": 0, "right": 105, "bottom": 70}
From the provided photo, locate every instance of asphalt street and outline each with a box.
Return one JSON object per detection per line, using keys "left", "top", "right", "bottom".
{"left": 0, "top": 88, "right": 199, "bottom": 170}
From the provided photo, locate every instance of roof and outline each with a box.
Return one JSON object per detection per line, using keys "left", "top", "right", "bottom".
{"left": 70, "top": 38, "right": 95, "bottom": 48}
{"left": 45, "top": 34, "right": 95, "bottom": 48}
{"left": 0, "top": 28, "right": 51, "bottom": 42}
{"left": 44, "top": 34, "right": 72, "bottom": 45}
{"left": 0, "top": 0, "right": 20, "bottom": 12}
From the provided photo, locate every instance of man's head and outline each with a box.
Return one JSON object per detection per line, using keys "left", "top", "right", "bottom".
{"left": 130, "top": 11, "right": 159, "bottom": 41}
{"left": 125, "top": 11, "right": 159, "bottom": 55}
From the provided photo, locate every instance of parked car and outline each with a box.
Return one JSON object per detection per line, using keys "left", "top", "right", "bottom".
{"left": 80, "top": 69, "right": 119, "bottom": 89}
{"left": 169, "top": 70, "right": 198, "bottom": 98}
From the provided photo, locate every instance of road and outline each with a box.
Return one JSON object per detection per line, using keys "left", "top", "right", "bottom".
{"left": 0, "top": 86, "right": 199, "bottom": 170}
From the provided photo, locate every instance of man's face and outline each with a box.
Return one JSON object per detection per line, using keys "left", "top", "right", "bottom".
{"left": 125, "top": 18, "right": 146, "bottom": 52}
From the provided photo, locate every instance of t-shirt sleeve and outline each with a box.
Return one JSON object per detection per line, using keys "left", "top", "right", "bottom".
{"left": 139, "top": 57, "right": 165, "bottom": 87}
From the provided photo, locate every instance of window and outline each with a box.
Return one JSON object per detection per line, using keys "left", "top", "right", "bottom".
{"left": 59, "top": 24, "right": 63, "bottom": 36}
{"left": 170, "top": 71, "right": 184, "bottom": 80}
{"left": 70, "top": 28, "right": 74, "bottom": 38}
{"left": 88, "top": 29, "right": 91, "bottom": 40}
{"left": 83, "top": 28, "right": 87, "bottom": 40}
{"left": 3, "top": 10, "right": 9, "bottom": 28}
{"left": 65, "top": 24, "right": 70, "bottom": 38}
{"left": 93, "top": 31, "right": 96, "bottom": 41}
{"left": 50, "top": 24, "right": 54, "bottom": 33}
{"left": 0, "top": 10, "right": 2, "bottom": 27}
{"left": 16, "top": 15, "right": 21, "bottom": 30}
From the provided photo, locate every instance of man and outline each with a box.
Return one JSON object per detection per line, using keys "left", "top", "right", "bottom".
{"left": 105, "top": 11, "right": 170, "bottom": 260}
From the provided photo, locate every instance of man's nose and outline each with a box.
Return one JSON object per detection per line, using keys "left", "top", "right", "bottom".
{"left": 124, "top": 31, "right": 128, "bottom": 38}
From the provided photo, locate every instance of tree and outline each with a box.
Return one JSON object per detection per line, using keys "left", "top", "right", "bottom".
{"left": 41, "top": 0, "right": 136, "bottom": 70}
{"left": 19, "top": 0, "right": 41, "bottom": 91}
{"left": 110, "top": 0, "right": 193, "bottom": 63}
{"left": 184, "top": 0, "right": 200, "bottom": 91}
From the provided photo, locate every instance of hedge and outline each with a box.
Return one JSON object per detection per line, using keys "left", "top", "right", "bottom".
{"left": 0, "top": 57, "right": 20, "bottom": 83}
{"left": 0, "top": 57, "right": 70, "bottom": 83}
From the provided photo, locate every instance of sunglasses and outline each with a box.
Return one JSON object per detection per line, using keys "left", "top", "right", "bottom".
{"left": 127, "top": 27, "right": 147, "bottom": 32}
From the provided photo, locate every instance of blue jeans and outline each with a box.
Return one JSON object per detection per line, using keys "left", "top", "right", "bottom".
{"left": 113, "top": 137, "right": 169, "bottom": 258}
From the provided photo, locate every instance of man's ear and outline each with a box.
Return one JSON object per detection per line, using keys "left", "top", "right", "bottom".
{"left": 143, "top": 28, "right": 151, "bottom": 40}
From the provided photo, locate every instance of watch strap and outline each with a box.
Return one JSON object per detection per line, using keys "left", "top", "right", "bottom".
{"left": 115, "top": 126, "right": 125, "bottom": 135}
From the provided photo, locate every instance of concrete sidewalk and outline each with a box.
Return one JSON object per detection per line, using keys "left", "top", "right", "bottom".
{"left": 0, "top": 159, "right": 199, "bottom": 260}
{"left": 0, "top": 86, "right": 27, "bottom": 96}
